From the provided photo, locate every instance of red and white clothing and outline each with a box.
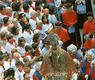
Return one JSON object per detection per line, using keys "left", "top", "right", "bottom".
{"left": 17, "top": 46, "right": 26, "bottom": 58}
{"left": 22, "top": 31, "right": 34, "bottom": 45}
{"left": 15, "top": 69, "right": 24, "bottom": 80}
{"left": 29, "top": 18, "right": 37, "bottom": 31}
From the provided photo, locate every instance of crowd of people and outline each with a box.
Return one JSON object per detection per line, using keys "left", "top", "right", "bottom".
{"left": 0, "top": 0, "right": 95, "bottom": 80}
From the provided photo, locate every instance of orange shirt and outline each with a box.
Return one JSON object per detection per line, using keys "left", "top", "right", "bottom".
{"left": 83, "top": 20, "right": 95, "bottom": 35}
{"left": 48, "top": 0, "right": 53, "bottom": 3}
{"left": 62, "top": 10, "right": 77, "bottom": 26}
{"left": 84, "top": 39, "right": 95, "bottom": 50}
{"left": 55, "top": 28, "right": 70, "bottom": 43}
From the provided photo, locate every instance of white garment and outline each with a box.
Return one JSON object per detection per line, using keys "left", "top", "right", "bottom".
{"left": 22, "top": 31, "right": 34, "bottom": 45}
{"left": 29, "top": 19, "right": 36, "bottom": 31}
{"left": 24, "top": 69, "right": 35, "bottom": 80}
{"left": 15, "top": 69, "right": 24, "bottom": 80}
{"left": 4, "top": 61, "right": 11, "bottom": 70}
{"left": 42, "top": 23, "right": 52, "bottom": 32}
{"left": 17, "top": 46, "right": 26, "bottom": 57}
{"left": 5, "top": 42, "right": 15, "bottom": 58}
{"left": 0, "top": 66, "right": 4, "bottom": 74}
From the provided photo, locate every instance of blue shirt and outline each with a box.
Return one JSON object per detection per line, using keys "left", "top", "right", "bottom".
{"left": 41, "top": 47, "right": 48, "bottom": 57}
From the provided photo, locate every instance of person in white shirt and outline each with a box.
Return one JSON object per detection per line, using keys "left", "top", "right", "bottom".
{"left": 15, "top": 60, "right": 24, "bottom": 80}
{"left": 22, "top": 24, "right": 34, "bottom": 45}
{"left": 11, "top": 52, "right": 23, "bottom": 72}
{"left": 5, "top": 34, "right": 15, "bottom": 59}
{"left": 29, "top": 11, "right": 37, "bottom": 31}
{"left": 17, "top": 37, "right": 26, "bottom": 58}
{"left": 24, "top": 62, "right": 35, "bottom": 80}
{"left": 0, "top": 31, "right": 8, "bottom": 49}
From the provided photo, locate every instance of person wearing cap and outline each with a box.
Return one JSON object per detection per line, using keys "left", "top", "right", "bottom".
{"left": 55, "top": 21, "right": 70, "bottom": 50}
{"left": 84, "top": 33, "right": 95, "bottom": 50}
{"left": 67, "top": 44, "right": 82, "bottom": 62}
{"left": 41, "top": 40, "right": 50, "bottom": 57}
{"left": 62, "top": 2, "right": 78, "bottom": 46}
{"left": 83, "top": 12, "right": 95, "bottom": 40}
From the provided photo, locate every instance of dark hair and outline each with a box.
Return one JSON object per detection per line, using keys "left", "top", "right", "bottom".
{"left": 32, "top": 43, "right": 38, "bottom": 49}
{"left": 25, "top": 45, "right": 32, "bottom": 52}
{"left": 13, "top": 12, "right": 19, "bottom": 18}
{"left": 24, "top": 24, "right": 31, "bottom": 31}
{"left": 23, "top": 3, "right": 29, "bottom": 11}
{"left": 49, "top": 6, "right": 55, "bottom": 14}
{"left": 33, "top": 33, "right": 40, "bottom": 42}
{"left": 88, "top": 33, "right": 93, "bottom": 39}
{"left": 18, "top": 37, "right": 25, "bottom": 46}
{"left": 19, "top": 13, "right": 25, "bottom": 20}
{"left": 28, "top": 1, "right": 33, "bottom": 5}
{"left": 12, "top": 2, "right": 21, "bottom": 11}
{"left": 15, "top": 60, "right": 23, "bottom": 67}
{"left": 0, "top": 5, "right": 5, "bottom": 11}
{"left": 4, "top": 68, "right": 15, "bottom": 79}
{"left": 3, "top": 17, "right": 9, "bottom": 24}
{"left": 35, "top": 1, "right": 42, "bottom": 7}
{"left": 42, "top": 15, "right": 49, "bottom": 24}
{"left": 7, "top": 34, "right": 13, "bottom": 41}
{"left": 35, "top": 6, "right": 41, "bottom": 11}
{"left": 11, "top": 26, "right": 19, "bottom": 35}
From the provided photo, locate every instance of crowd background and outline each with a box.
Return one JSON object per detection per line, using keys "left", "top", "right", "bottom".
{"left": 0, "top": 0, "right": 95, "bottom": 80}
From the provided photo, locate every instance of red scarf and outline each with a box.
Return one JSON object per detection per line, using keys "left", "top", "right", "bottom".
{"left": 26, "top": 30, "right": 31, "bottom": 35}
{"left": 18, "top": 69, "right": 23, "bottom": 72}
{"left": 24, "top": 10, "right": 29, "bottom": 13}
{"left": 30, "top": 5, "right": 35, "bottom": 10}
{"left": 5, "top": 13, "right": 12, "bottom": 17}
{"left": 71, "top": 53, "right": 77, "bottom": 59}
{"left": 25, "top": 53, "right": 30, "bottom": 57}
{"left": 4, "top": 24, "right": 8, "bottom": 27}
{"left": 8, "top": 40, "right": 15, "bottom": 44}
{"left": 86, "top": 61, "right": 91, "bottom": 75}
{"left": 0, "top": 64, "right": 3, "bottom": 66}
{"left": 31, "top": 17, "right": 35, "bottom": 20}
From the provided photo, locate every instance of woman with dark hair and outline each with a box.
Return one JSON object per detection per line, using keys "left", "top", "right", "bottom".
{"left": 42, "top": 15, "right": 53, "bottom": 33}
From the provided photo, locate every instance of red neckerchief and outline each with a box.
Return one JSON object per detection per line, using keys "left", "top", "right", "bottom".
{"left": 4, "top": 24, "right": 8, "bottom": 27}
{"left": 1, "top": 11, "right": 5, "bottom": 15}
{"left": 30, "top": 17, "right": 35, "bottom": 20}
{"left": 30, "top": 5, "right": 35, "bottom": 10}
{"left": 8, "top": 40, "right": 15, "bottom": 44}
{"left": 26, "top": 30, "right": 31, "bottom": 35}
{"left": 36, "top": 48, "right": 40, "bottom": 56}
{"left": 8, "top": 41, "right": 13, "bottom": 44}
{"left": 25, "top": 53, "right": 30, "bottom": 56}
{"left": 18, "top": 68, "right": 23, "bottom": 72}
{"left": 24, "top": 10, "right": 29, "bottom": 13}
{"left": 5, "top": 13, "right": 12, "bottom": 17}
{"left": 36, "top": 27, "right": 42, "bottom": 30}
{"left": 71, "top": 53, "right": 77, "bottom": 59}
{"left": 11, "top": 54, "right": 14, "bottom": 59}
{"left": 0, "top": 64, "right": 3, "bottom": 66}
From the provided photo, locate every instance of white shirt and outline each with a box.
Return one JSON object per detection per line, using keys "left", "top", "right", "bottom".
{"left": 15, "top": 69, "right": 24, "bottom": 80}
{"left": 29, "top": 19, "right": 36, "bottom": 31}
{"left": 17, "top": 46, "right": 26, "bottom": 57}
{"left": 5, "top": 42, "right": 15, "bottom": 58}
{"left": 22, "top": 31, "right": 34, "bottom": 45}
{"left": 4, "top": 61, "right": 11, "bottom": 70}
